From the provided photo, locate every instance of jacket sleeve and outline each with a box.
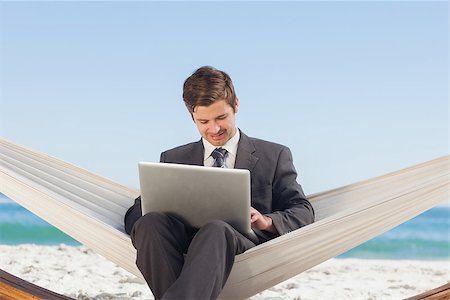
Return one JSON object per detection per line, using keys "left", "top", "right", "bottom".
{"left": 124, "top": 196, "right": 142, "bottom": 235}
{"left": 265, "top": 147, "right": 315, "bottom": 235}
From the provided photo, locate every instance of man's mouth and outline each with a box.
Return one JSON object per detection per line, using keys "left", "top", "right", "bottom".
{"left": 211, "top": 130, "right": 225, "bottom": 140}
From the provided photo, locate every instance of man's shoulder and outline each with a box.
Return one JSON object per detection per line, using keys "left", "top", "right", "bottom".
{"left": 160, "top": 140, "right": 202, "bottom": 164}
{"left": 243, "top": 133, "right": 289, "bottom": 153}
{"left": 164, "top": 141, "right": 200, "bottom": 154}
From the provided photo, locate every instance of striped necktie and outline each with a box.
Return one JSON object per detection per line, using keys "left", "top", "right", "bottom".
{"left": 211, "top": 148, "right": 227, "bottom": 168}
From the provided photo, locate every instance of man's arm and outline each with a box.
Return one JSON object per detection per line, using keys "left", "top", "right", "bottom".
{"left": 264, "top": 146, "right": 314, "bottom": 235}
{"left": 124, "top": 196, "right": 142, "bottom": 234}
{"left": 250, "top": 207, "right": 277, "bottom": 233}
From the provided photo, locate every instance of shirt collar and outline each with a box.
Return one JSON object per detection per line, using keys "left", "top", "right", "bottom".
{"left": 202, "top": 128, "right": 240, "bottom": 160}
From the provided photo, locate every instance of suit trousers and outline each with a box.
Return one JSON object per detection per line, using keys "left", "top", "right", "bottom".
{"left": 131, "top": 212, "right": 257, "bottom": 300}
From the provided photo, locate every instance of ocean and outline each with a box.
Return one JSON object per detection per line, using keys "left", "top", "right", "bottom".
{"left": 1, "top": 193, "right": 449, "bottom": 260}
{"left": 0, "top": 195, "right": 79, "bottom": 246}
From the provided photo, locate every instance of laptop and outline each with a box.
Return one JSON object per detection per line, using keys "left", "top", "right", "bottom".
{"left": 138, "top": 162, "right": 258, "bottom": 243}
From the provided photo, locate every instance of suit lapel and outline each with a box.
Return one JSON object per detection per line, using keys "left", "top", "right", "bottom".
{"left": 235, "top": 131, "right": 258, "bottom": 172}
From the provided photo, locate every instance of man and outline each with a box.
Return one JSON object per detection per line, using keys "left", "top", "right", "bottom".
{"left": 124, "top": 66, "right": 314, "bottom": 300}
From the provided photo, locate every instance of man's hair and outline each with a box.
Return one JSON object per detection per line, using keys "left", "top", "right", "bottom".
{"left": 183, "top": 66, "right": 237, "bottom": 114}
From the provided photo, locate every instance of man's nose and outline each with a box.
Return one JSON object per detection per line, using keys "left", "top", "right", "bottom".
{"left": 209, "top": 122, "right": 220, "bottom": 133}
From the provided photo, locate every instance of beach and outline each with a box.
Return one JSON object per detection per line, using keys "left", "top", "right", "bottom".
{"left": 1, "top": 244, "right": 448, "bottom": 300}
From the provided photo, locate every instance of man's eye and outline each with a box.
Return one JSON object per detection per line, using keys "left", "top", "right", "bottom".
{"left": 200, "top": 121, "right": 208, "bottom": 124}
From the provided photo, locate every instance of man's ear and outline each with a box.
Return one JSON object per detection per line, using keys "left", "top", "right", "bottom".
{"left": 190, "top": 106, "right": 196, "bottom": 122}
{"left": 234, "top": 97, "right": 239, "bottom": 113}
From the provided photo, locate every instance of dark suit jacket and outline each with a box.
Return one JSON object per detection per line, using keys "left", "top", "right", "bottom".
{"left": 124, "top": 131, "right": 314, "bottom": 240}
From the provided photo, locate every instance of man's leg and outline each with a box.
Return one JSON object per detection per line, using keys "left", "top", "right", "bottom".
{"left": 162, "top": 220, "right": 257, "bottom": 300}
{"left": 131, "top": 212, "right": 194, "bottom": 299}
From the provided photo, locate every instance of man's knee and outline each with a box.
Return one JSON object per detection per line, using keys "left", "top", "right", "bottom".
{"left": 199, "top": 220, "right": 235, "bottom": 236}
{"left": 137, "top": 211, "right": 169, "bottom": 228}
{"left": 131, "top": 212, "right": 169, "bottom": 243}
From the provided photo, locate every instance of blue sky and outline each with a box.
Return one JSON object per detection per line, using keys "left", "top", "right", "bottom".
{"left": 0, "top": 1, "right": 448, "bottom": 201}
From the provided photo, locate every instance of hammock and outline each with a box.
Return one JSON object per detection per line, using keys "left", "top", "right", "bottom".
{"left": 0, "top": 138, "right": 448, "bottom": 299}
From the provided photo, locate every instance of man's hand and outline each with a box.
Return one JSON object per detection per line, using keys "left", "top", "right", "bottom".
{"left": 250, "top": 207, "right": 277, "bottom": 233}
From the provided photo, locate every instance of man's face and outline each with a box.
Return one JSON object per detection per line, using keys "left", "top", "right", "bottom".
{"left": 192, "top": 98, "right": 239, "bottom": 147}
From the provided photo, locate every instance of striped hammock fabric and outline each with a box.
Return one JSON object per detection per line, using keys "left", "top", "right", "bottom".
{"left": 0, "top": 138, "right": 448, "bottom": 299}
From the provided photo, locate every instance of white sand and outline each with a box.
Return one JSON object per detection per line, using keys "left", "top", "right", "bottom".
{"left": 0, "top": 244, "right": 448, "bottom": 300}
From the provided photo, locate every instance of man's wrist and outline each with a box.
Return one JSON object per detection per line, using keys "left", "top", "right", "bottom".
{"left": 264, "top": 215, "right": 277, "bottom": 233}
